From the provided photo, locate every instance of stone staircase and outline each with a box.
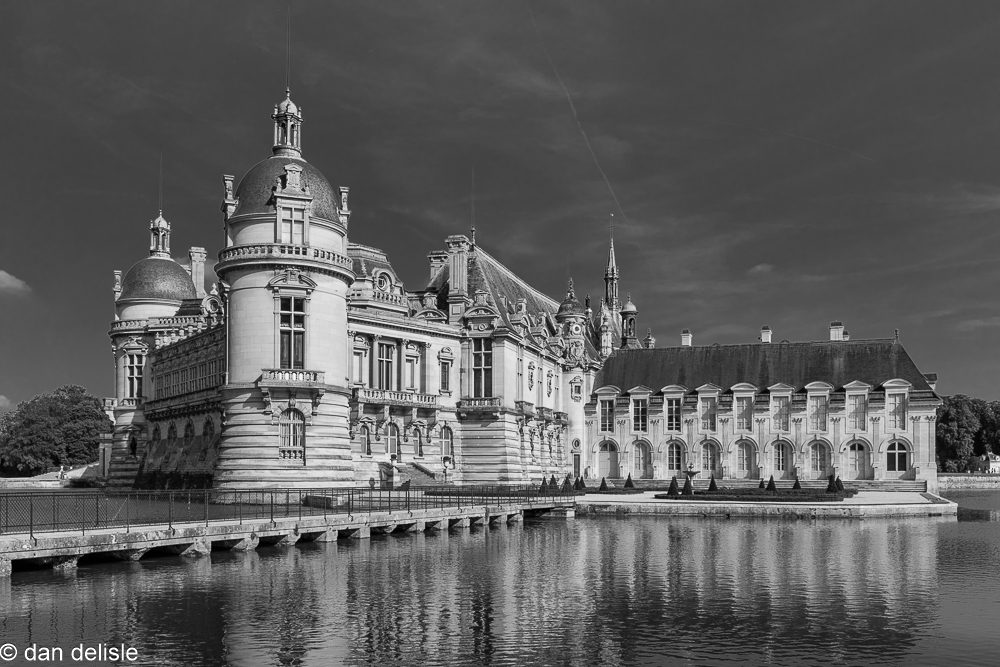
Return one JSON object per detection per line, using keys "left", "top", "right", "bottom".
{"left": 603, "top": 477, "right": 927, "bottom": 492}
{"left": 379, "top": 461, "right": 451, "bottom": 488}
{"left": 107, "top": 456, "right": 140, "bottom": 488}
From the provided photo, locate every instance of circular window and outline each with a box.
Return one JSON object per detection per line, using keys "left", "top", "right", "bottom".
{"left": 375, "top": 274, "right": 391, "bottom": 292}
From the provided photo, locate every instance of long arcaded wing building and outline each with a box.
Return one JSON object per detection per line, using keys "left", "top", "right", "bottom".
{"left": 106, "top": 90, "right": 942, "bottom": 492}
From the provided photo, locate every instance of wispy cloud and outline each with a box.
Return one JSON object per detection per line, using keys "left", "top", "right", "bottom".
{"left": 0, "top": 395, "right": 11, "bottom": 412}
{"left": 0, "top": 269, "right": 30, "bottom": 296}
{"left": 747, "top": 263, "right": 775, "bottom": 276}
{"left": 955, "top": 316, "right": 1000, "bottom": 333}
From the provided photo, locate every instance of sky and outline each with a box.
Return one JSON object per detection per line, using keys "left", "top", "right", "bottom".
{"left": 0, "top": 0, "right": 998, "bottom": 409}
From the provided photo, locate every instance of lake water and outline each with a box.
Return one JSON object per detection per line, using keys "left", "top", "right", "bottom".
{"left": 1, "top": 492, "right": 998, "bottom": 666}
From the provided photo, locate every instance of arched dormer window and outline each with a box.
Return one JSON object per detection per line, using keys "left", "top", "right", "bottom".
{"left": 278, "top": 409, "right": 306, "bottom": 463}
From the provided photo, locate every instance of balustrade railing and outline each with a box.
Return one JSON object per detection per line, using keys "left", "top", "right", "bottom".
{"left": 261, "top": 369, "right": 325, "bottom": 384}
{"left": 0, "top": 485, "right": 567, "bottom": 537}
{"left": 354, "top": 387, "right": 437, "bottom": 407}
{"left": 218, "top": 243, "right": 352, "bottom": 270}
{"left": 460, "top": 397, "right": 501, "bottom": 408}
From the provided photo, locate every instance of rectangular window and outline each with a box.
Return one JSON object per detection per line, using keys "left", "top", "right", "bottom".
{"left": 774, "top": 445, "right": 786, "bottom": 471}
{"left": 736, "top": 396, "right": 753, "bottom": 431}
{"left": 439, "top": 361, "right": 451, "bottom": 393}
{"left": 600, "top": 399, "right": 615, "bottom": 432}
{"left": 888, "top": 394, "right": 907, "bottom": 430}
{"left": 279, "top": 206, "right": 305, "bottom": 245}
{"left": 472, "top": 339, "right": 493, "bottom": 398}
{"left": 126, "top": 353, "right": 144, "bottom": 399}
{"left": 352, "top": 351, "right": 365, "bottom": 385}
{"left": 849, "top": 395, "right": 867, "bottom": 430}
{"left": 665, "top": 398, "right": 681, "bottom": 431}
{"left": 809, "top": 395, "right": 828, "bottom": 431}
{"left": 279, "top": 297, "right": 306, "bottom": 369}
{"left": 772, "top": 396, "right": 790, "bottom": 432}
{"left": 378, "top": 343, "right": 395, "bottom": 390}
{"left": 700, "top": 397, "right": 717, "bottom": 431}
{"left": 405, "top": 357, "right": 418, "bottom": 390}
{"left": 632, "top": 398, "right": 648, "bottom": 432}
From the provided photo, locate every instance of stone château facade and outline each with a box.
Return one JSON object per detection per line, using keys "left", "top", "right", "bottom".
{"left": 105, "top": 89, "right": 941, "bottom": 492}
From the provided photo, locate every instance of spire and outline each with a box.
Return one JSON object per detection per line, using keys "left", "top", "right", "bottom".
{"left": 604, "top": 213, "right": 619, "bottom": 310}
{"left": 272, "top": 88, "right": 303, "bottom": 157}
{"left": 149, "top": 210, "right": 171, "bottom": 258}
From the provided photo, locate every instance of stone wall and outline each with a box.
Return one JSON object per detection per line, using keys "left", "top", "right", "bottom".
{"left": 938, "top": 474, "right": 1000, "bottom": 489}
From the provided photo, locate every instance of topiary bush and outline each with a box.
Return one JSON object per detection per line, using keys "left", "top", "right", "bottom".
{"left": 766, "top": 475, "right": 777, "bottom": 493}
{"left": 550, "top": 474, "right": 557, "bottom": 487}
{"left": 574, "top": 476, "right": 582, "bottom": 490}
{"left": 667, "top": 476, "right": 680, "bottom": 496}
{"left": 708, "top": 475, "right": 718, "bottom": 492}
{"left": 826, "top": 474, "right": 837, "bottom": 493}
{"left": 835, "top": 476, "right": 845, "bottom": 492}
{"left": 561, "top": 476, "right": 573, "bottom": 493}
{"left": 599, "top": 477, "right": 609, "bottom": 491}
{"left": 682, "top": 475, "right": 694, "bottom": 495}
{"left": 624, "top": 473, "right": 635, "bottom": 489}
{"left": 793, "top": 477, "right": 802, "bottom": 490}
{"left": 540, "top": 477, "right": 548, "bottom": 494}
{"left": 758, "top": 478, "right": 766, "bottom": 489}
{"left": 579, "top": 477, "right": 587, "bottom": 490}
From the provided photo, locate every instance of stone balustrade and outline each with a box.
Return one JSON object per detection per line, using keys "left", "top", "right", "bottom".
{"left": 218, "top": 243, "right": 352, "bottom": 271}
{"left": 260, "top": 369, "right": 325, "bottom": 384}
{"left": 354, "top": 387, "right": 438, "bottom": 408}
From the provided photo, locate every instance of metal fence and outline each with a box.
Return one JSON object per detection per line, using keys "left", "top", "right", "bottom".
{"left": 0, "top": 485, "right": 566, "bottom": 537}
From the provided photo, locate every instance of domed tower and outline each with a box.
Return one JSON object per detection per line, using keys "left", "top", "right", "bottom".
{"left": 110, "top": 210, "right": 198, "bottom": 479}
{"left": 214, "top": 89, "right": 356, "bottom": 489}
{"left": 620, "top": 293, "right": 638, "bottom": 347}
{"left": 556, "top": 278, "right": 587, "bottom": 366}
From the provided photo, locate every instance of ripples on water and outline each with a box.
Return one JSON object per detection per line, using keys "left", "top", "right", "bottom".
{"left": 3, "top": 508, "right": 1000, "bottom": 666}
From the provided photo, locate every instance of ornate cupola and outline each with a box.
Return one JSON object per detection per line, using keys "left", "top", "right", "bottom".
{"left": 149, "top": 211, "right": 171, "bottom": 257}
{"left": 272, "top": 88, "right": 303, "bottom": 157}
{"left": 620, "top": 293, "right": 638, "bottom": 347}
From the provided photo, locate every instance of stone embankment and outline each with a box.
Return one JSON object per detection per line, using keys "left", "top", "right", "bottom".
{"left": 937, "top": 474, "right": 1000, "bottom": 489}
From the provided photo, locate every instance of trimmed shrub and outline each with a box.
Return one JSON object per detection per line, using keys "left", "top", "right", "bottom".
{"left": 540, "top": 478, "right": 548, "bottom": 493}
{"left": 708, "top": 475, "right": 718, "bottom": 492}
{"left": 835, "top": 477, "right": 845, "bottom": 492}
{"left": 793, "top": 477, "right": 802, "bottom": 490}
{"left": 682, "top": 475, "right": 694, "bottom": 495}
{"left": 561, "top": 477, "right": 573, "bottom": 493}
{"left": 574, "top": 476, "right": 582, "bottom": 490}
{"left": 550, "top": 474, "right": 557, "bottom": 487}
{"left": 826, "top": 474, "right": 837, "bottom": 493}
{"left": 758, "top": 478, "right": 766, "bottom": 489}
{"left": 667, "top": 476, "right": 680, "bottom": 496}
{"left": 579, "top": 477, "right": 587, "bottom": 490}
{"left": 766, "top": 475, "right": 777, "bottom": 492}
{"left": 624, "top": 473, "right": 635, "bottom": 489}
{"left": 599, "top": 477, "right": 609, "bottom": 491}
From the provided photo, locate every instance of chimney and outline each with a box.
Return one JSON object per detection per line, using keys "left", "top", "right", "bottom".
{"left": 842, "top": 329, "right": 850, "bottom": 341}
{"left": 681, "top": 329, "right": 692, "bottom": 347}
{"left": 923, "top": 372, "right": 938, "bottom": 391}
{"left": 189, "top": 247, "right": 207, "bottom": 298}
{"left": 760, "top": 325, "right": 772, "bottom": 344}
{"left": 445, "top": 235, "right": 471, "bottom": 324}
{"left": 829, "top": 321, "right": 844, "bottom": 341}
{"left": 427, "top": 250, "right": 448, "bottom": 282}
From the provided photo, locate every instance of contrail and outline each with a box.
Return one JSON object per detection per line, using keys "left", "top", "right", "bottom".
{"left": 527, "top": 3, "right": 631, "bottom": 225}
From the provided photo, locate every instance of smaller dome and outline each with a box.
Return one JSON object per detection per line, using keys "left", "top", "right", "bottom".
{"left": 118, "top": 257, "right": 197, "bottom": 302}
{"left": 275, "top": 89, "right": 299, "bottom": 116}
{"left": 556, "top": 278, "right": 585, "bottom": 319}
{"left": 621, "top": 294, "right": 637, "bottom": 314}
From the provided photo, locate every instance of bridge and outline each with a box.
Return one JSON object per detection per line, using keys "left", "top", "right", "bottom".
{"left": 0, "top": 486, "right": 576, "bottom": 576}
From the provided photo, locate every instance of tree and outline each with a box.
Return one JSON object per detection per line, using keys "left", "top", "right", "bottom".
{"left": 667, "top": 476, "right": 680, "bottom": 496}
{"left": 936, "top": 395, "right": 982, "bottom": 466}
{"left": 0, "top": 386, "right": 111, "bottom": 477}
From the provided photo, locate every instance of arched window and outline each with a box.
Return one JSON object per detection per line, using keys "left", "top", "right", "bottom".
{"left": 810, "top": 442, "right": 830, "bottom": 474}
{"left": 359, "top": 425, "right": 372, "bottom": 456}
{"left": 152, "top": 425, "right": 161, "bottom": 442}
{"left": 415, "top": 429, "right": 424, "bottom": 457}
{"left": 183, "top": 421, "right": 195, "bottom": 444}
{"left": 441, "top": 426, "right": 455, "bottom": 460}
{"left": 667, "top": 442, "right": 682, "bottom": 470}
{"left": 279, "top": 409, "right": 306, "bottom": 461}
{"left": 386, "top": 423, "right": 400, "bottom": 460}
{"left": 701, "top": 443, "right": 718, "bottom": 472}
{"left": 203, "top": 418, "right": 215, "bottom": 440}
{"left": 167, "top": 423, "right": 177, "bottom": 440}
{"left": 887, "top": 442, "right": 908, "bottom": 472}
{"left": 774, "top": 442, "right": 788, "bottom": 472}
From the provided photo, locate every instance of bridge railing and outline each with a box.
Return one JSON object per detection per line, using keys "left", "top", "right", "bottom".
{"left": 0, "top": 485, "right": 566, "bottom": 537}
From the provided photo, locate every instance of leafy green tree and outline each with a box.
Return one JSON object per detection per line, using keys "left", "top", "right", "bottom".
{"left": 936, "top": 395, "right": 982, "bottom": 466}
{"left": 0, "top": 385, "right": 111, "bottom": 476}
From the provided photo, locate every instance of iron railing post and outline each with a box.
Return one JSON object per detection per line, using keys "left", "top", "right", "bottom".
{"left": 205, "top": 489, "right": 209, "bottom": 526}
{"left": 125, "top": 495, "right": 130, "bottom": 532}
{"left": 168, "top": 492, "right": 174, "bottom": 530}
{"left": 29, "top": 495, "right": 34, "bottom": 540}
{"left": 270, "top": 493, "right": 274, "bottom": 523}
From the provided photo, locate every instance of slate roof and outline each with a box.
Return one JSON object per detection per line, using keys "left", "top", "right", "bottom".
{"left": 595, "top": 340, "right": 935, "bottom": 394}
{"left": 347, "top": 242, "right": 398, "bottom": 281}
{"left": 118, "top": 256, "right": 197, "bottom": 302}
{"left": 469, "top": 248, "right": 559, "bottom": 328}
{"left": 232, "top": 155, "right": 338, "bottom": 221}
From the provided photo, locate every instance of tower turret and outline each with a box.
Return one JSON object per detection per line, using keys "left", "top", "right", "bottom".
{"left": 620, "top": 293, "right": 638, "bottom": 347}
{"left": 604, "top": 215, "right": 620, "bottom": 311}
{"left": 272, "top": 89, "right": 303, "bottom": 157}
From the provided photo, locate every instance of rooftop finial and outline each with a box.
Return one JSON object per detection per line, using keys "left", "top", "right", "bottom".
{"left": 470, "top": 225, "right": 476, "bottom": 246}
{"left": 158, "top": 151, "right": 163, "bottom": 215}
{"left": 567, "top": 277, "right": 575, "bottom": 298}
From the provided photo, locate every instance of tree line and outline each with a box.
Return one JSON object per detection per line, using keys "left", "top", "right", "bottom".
{"left": 935, "top": 395, "right": 1000, "bottom": 472}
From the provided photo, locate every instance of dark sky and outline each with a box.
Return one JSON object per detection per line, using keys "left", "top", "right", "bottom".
{"left": 1, "top": 0, "right": 998, "bottom": 409}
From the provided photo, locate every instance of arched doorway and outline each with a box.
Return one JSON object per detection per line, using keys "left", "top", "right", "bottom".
{"left": 772, "top": 441, "right": 793, "bottom": 480}
{"left": 633, "top": 441, "right": 653, "bottom": 479}
{"left": 736, "top": 440, "right": 758, "bottom": 479}
{"left": 386, "top": 423, "right": 401, "bottom": 461}
{"left": 847, "top": 441, "right": 872, "bottom": 480}
{"left": 808, "top": 441, "right": 831, "bottom": 479}
{"left": 598, "top": 441, "right": 620, "bottom": 479}
{"left": 886, "top": 441, "right": 910, "bottom": 479}
{"left": 665, "top": 441, "right": 684, "bottom": 477}
{"left": 700, "top": 441, "right": 721, "bottom": 478}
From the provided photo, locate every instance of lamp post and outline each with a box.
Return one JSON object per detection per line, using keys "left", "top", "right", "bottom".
{"left": 442, "top": 455, "right": 452, "bottom": 484}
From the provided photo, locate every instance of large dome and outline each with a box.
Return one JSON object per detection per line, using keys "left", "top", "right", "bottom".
{"left": 118, "top": 256, "right": 197, "bottom": 302}
{"left": 232, "top": 156, "right": 338, "bottom": 221}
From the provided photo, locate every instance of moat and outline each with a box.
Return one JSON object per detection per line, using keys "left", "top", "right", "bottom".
{"left": 2, "top": 491, "right": 998, "bottom": 666}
